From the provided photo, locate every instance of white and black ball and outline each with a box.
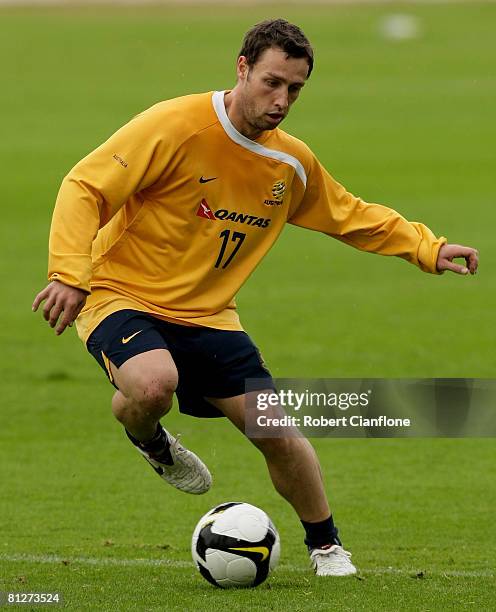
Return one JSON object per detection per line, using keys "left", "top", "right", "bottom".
{"left": 191, "top": 502, "right": 280, "bottom": 588}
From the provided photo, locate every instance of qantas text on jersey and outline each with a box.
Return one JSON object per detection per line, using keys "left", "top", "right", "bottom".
{"left": 197, "top": 200, "right": 271, "bottom": 228}
{"left": 215, "top": 209, "right": 270, "bottom": 228}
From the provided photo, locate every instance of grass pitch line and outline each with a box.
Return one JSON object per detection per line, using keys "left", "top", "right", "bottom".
{"left": 0, "top": 553, "right": 193, "bottom": 569}
{"left": 1, "top": 0, "right": 495, "bottom": 4}
{"left": 1, "top": 554, "right": 493, "bottom": 578}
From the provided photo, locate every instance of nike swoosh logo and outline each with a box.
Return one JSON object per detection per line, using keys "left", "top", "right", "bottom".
{"left": 122, "top": 330, "right": 143, "bottom": 344}
{"left": 228, "top": 546, "right": 270, "bottom": 561}
{"left": 199, "top": 176, "right": 217, "bottom": 184}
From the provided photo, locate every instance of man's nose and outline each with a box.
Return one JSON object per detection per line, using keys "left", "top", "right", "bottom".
{"left": 274, "top": 89, "right": 289, "bottom": 111}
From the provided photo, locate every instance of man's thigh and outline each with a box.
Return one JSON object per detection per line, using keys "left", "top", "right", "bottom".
{"left": 86, "top": 310, "right": 177, "bottom": 393}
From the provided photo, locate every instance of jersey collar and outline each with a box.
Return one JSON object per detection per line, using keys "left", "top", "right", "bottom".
{"left": 211, "top": 90, "right": 307, "bottom": 188}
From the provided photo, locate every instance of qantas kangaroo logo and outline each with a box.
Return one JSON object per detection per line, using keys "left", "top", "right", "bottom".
{"left": 196, "top": 199, "right": 216, "bottom": 220}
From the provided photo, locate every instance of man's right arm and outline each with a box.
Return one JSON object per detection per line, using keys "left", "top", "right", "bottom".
{"left": 33, "top": 103, "right": 175, "bottom": 334}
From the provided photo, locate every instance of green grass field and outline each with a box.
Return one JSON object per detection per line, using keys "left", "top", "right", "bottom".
{"left": 1, "top": 2, "right": 495, "bottom": 610}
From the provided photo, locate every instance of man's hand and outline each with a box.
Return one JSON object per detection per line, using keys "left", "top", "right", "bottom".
{"left": 32, "top": 281, "right": 87, "bottom": 335}
{"left": 437, "top": 243, "right": 479, "bottom": 275}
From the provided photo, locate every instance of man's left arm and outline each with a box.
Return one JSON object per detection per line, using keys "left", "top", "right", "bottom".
{"left": 289, "top": 156, "right": 478, "bottom": 275}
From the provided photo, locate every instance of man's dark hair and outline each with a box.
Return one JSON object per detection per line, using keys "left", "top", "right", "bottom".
{"left": 239, "top": 19, "right": 314, "bottom": 78}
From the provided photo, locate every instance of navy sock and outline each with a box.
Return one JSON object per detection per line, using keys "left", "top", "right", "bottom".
{"left": 301, "top": 516, "right": 342, "bottom": 549}
{"left": 125, "top": 424, "right": 173, "bottom": 465}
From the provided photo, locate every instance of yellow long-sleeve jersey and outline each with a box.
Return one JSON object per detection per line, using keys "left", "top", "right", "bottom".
{"left": 48, "top": 91, "right": 446, "bottom": 343}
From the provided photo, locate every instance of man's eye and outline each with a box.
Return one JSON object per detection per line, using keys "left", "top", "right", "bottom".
{"left": 267, "top": 80, "right": 278, "bottom": 87}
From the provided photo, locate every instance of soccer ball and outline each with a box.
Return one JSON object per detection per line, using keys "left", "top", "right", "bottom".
{"left": 191, "top": 502, "right": 280, "bottom": 588}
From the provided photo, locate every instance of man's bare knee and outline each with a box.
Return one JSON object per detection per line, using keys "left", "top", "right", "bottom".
{"left": 251, "top": 435, "right": 302, "bottom": 462}
{"left": 112, "top": 380, "right": 175, "bottom": 424}
{"left": 110, "top": 349, "right": 178, "bottom": 421}
{"left": 129, "top": 377, "right": 175, "bottom": 410}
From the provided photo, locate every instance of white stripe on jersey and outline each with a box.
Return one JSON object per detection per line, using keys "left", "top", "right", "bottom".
{"left": 212, "top": 90, "right": 308, "bottom": 188}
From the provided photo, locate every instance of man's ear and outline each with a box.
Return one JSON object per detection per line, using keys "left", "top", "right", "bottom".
{"left": 237, "top": 56, "right": 250, "bottom": 82}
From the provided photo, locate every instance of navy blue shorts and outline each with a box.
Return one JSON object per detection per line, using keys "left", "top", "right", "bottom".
{"left": 86, "top": 310, "right": 274, "bottom": 418}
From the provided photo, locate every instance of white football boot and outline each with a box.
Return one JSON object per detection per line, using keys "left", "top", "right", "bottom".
{"left": 309, "top": 544, "right": 357, "bottom": 576}
{"left": 136, "top": 430, "right": 212, "bottom": 495}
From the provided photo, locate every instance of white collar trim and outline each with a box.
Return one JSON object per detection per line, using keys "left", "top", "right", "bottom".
{"left": 212, "top": 90, "right": 307, "bottom": 188}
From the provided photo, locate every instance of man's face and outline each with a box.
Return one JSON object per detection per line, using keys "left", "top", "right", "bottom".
{"left": 236, "top": 46, "right": 309, "bottom": 133}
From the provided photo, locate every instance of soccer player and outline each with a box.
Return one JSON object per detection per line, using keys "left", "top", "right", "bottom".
{"left": 32, "top": 19, "right": 478, "bottom": 577}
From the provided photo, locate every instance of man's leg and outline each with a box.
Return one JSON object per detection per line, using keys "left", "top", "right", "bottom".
{"left": 206, "top": 393, "right": 329, "bottom": 521}
{"left": 206, "top": 393, "right": 356, "bottom": 576}
{"left": 110, "top": 349, "right": 178, "bottom": 440}
{"left": 108, "top": 349, "right": 211, "bottom": 495}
